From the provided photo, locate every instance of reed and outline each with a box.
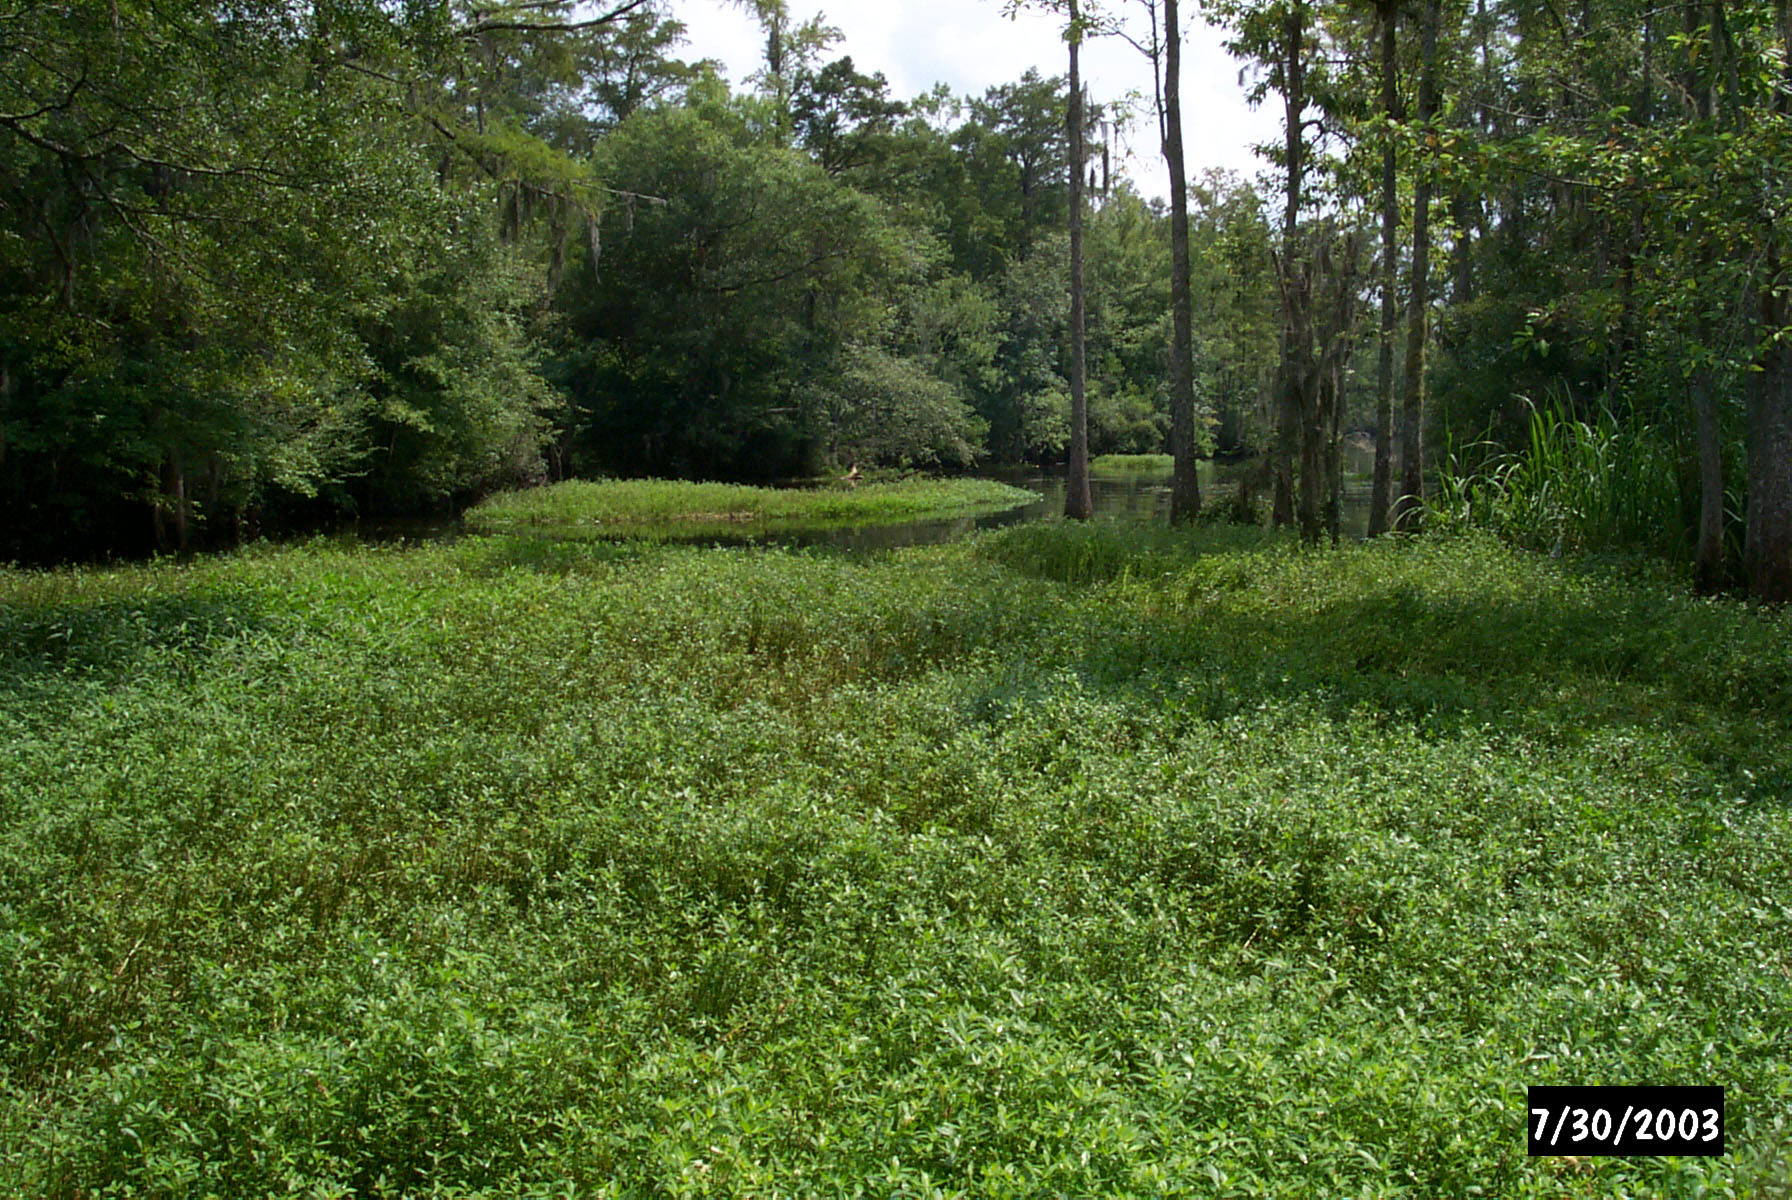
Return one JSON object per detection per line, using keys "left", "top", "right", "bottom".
{"left": 1430, "top": 392, "right": 1684, "bottom": 559}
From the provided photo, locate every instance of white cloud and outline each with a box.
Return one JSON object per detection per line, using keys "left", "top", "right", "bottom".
{"left": 664, "top": 0, "right": 1279, "bottom": 202}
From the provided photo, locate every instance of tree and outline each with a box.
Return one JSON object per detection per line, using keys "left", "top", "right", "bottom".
{"left": 993, "top": 0, "right": 1097, "bottom": 510}
{"left": 1223, "top": 0, "right": 1318, "bottom": 529}
{"left": 953, "top": 71, "right": 1072, "bottom": 270}
{"left": 1392, "top": 0, "right": 1440, "bottom": 532}
{"left": 984, "top": 234, "right": 1076, "bottom": 461}
{"left": 1744, "top": 0, "right": 1792, "bottom": 600}
{"left": 740, "top": 0, "right": 841, "bottom": 145}
{"left": 555, "top": 101, "right": 924, "bottom": 479}
{"left": 1366, "top": 0, "right": 1400, "bottom": 536}
{"left": 1065, "top": 0, "right": 1096, "bottom": 519}
{"left": 791, "top": 57, "right": 909, "bottom": 177}
{"left": 0, "top": 0, "right": 436, "bottom": 554}
{"left": 1085, "top": 186, "right": 1175, "bottom": 455}
{"left": 0, "top": 0, "right": 675, "bottom": 557}
{"left": 1164, "top": 0, "right": 1205, "bottom": 520}
{"left": 1190, "top": 173, "right": 1278, "bottom": 460}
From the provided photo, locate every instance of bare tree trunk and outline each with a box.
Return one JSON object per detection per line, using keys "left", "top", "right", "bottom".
{"left": 1165, "top": 0, "right": 1202, "bottom": 521}
{"left": 1693, "top": 365, "right": 1726, "bottom": 589}
{"left": 1274, "top": 364, "right": 1298, "bottom": 527}
{"left": 1368, "top": 0, "right": 1399, "bottom": 536}
{"left": 1297, "top": 343, "right": 1325, "bottom": 541}
{"left": 1273, "top": 1, "right": 1307, "bottom": 530}
{"left": 1746, "top": 0, "right": 1792, "bottom": 600}
{"left": 159, "top": 451, "right": 188, "bottom": 553}
{"left": 1327, "top": 360, "right": 1345, "bottom": 547}
{"left": 1747, "top": 345, "right": 1792, "bottom": 601}
{"left": 1393, "top": 0, "right": 1440, "bottom": 532}
{"left": 1065, "top": 0, "right": 1094, "bottom": 521}
{"left": 1689, "top": 0, "right": 1727, "bottom": 591}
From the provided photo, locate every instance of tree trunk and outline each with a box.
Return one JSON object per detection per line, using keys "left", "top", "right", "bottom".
{"left": 1450, "top": 193, "right": 1477, "bottom": 306}
{"left": 1327, "top": 359, "right": 1345, "bottom": 546}
{"left": 1165, "top": 0, "right": 1202, "bottom": 521}
{"left": 1273, "top": 1, "right": 1307, "bottom": 531}
{"left": 1746, "top": 343, "right": 1792, "bottom": 601}
{"left": 1297, "top": 344, "right": 1325, "bottom": 541}
{"left": 1368, "top": 0, "right": 1399, "bottom": 536}
{"left": 1688, "top": 1, "right": 1727, "bottom": 591}
{"left": 1065, "top": 1, "right": 1094, "bottom": 521}
{"left": 1299, "top": 234, "right": 1360, "bottom": 545}
{"left": 1393, "top": 0, "right": 1439, "bottom": 532}
{"left": 1274, "top": 361, "right": 1298, "bottom": 527}
{"left": 160, "top": 451, "right": 188, "bottom": 553}
{"left": 1693, "top": 364, "right": 1727, "bottom": 589}
{"left": 1746, "top": 0, "right": 1792, "bottom": 600}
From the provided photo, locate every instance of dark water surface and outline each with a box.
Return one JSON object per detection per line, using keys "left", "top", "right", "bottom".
{"left": 791, "top": 459, "right": 1374, "bottom": 553}
{"left": 352, "top": 459, "right": 1374, "bottom": 553}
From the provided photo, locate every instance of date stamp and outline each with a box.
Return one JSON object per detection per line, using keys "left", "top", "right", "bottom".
{"left": 1528, "top": 1086, "right": 1724, "bottom": 1156}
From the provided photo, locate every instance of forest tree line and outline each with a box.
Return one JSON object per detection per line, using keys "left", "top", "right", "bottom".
{"left": 0, "top": 0, "right": 1278, "bottom": 562}
{"left": 5, "top": 0, "right": 1792, "bottom": 601}
{"left": 1223, "top": 0, "right": 1792, "bottom": 600}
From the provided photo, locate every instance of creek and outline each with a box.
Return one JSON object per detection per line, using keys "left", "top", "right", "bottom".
{"left": 352, "top": 455, "right": 1376, "bottom": 552}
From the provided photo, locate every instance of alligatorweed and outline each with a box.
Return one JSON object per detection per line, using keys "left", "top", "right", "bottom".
{"left": 2, "top": 526, "right": 1789, "bottom": 1196}
{"left": 463, "top": 477, "right": 1039, "bottom": 539}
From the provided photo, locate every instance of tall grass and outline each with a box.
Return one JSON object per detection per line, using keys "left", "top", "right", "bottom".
{"left": 1089, "top": 453, "right": 1174, "bottom": 477}
{"left": 1429, "top": 394, "right": 1684, "bottom": 559}
{"left": 466, "top": 476, "right": 1037, "bottom": 537}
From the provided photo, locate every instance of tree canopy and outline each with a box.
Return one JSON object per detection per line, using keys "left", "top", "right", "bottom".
{"left": 7, "top": 0, "right": 1792, "bottom": 598}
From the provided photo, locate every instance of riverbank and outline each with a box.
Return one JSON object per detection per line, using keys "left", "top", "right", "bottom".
{"left": 1090, "top": 453, "right": 1174, "bottom": 476}
{"left": 464, "top": 476, "right": 1038, "bottom": 538}
{"left": 3, "top": 524, "right": 1789, "bottom": 1195}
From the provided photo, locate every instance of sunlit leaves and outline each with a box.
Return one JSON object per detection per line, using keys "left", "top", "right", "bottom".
{"left": 3, "top": 526, "right": 1790, "bottom": 1193}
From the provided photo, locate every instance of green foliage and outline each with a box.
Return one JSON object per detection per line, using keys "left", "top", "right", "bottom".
{"left": 4, "top": 525, "right": 1791, "bottom": 1194}
{"left": 1090, "top": 453, "right": 1175, "bottom": 477}
{"left": 464, "top": 476, "right": 1038, "bottom": 537}
{"left": 979, "top": 233, "right": 1076, "bottom": 462}
{"left": 791, "top": 55, "right": 910, "bottom": 177}
{"left": 1084, "top": 189, "right": 1175, "bottom": 456}
{"left": 1429, "top": 394, "right": 1690, "bottom": 561}
{"left": 1, "top": 0, "right": 1277, "bottom": 548}
{"left": 556, "top": 101, "right": 929, "bottom": 479}
{"left": 0, "top": 0, "right": 423, "bottom": 553}
{"left": 951, "top": 70, "right": 1070, "bottom": 271}
{"left": 0, "top": 0, "right": 600, "bottom": 557}
{"left": 809, "top": 345, "right": 988, "bottom": 470}
{"left": 1189, "top": 173, "right": 1279, "bottom": 456}
{"left": 357, "top": 238, "right": 560, "bottom": 512}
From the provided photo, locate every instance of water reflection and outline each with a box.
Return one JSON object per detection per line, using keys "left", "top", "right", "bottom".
{"left": 776, "top": 459, "right": 1373, "bottom": 553}
{"left": 351, "top": 459, "right": 1375, "bottom": 553}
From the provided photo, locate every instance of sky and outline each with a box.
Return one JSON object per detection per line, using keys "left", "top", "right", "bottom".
{"left": 664, "top": 0, "right": 1282, "bottom": 204}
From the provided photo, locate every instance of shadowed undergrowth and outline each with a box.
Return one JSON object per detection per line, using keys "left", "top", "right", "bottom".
{"left": 2, "top": 524, "right": 1789, "bottom": 1197}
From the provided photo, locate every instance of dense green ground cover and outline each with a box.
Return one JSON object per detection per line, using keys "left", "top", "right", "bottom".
{"left": 1089, "top": 454, "right": 1174, "bottom": 477}
{"left": 3, "top": 524, "right": 1791, "bottom": 1197}
{"left": 465, "top": 479, "right": 1038, "bottom": 539}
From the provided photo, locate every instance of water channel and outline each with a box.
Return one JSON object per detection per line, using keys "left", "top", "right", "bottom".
{"left": 354, "top": 455, "right": 1376, "bottom": 554}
